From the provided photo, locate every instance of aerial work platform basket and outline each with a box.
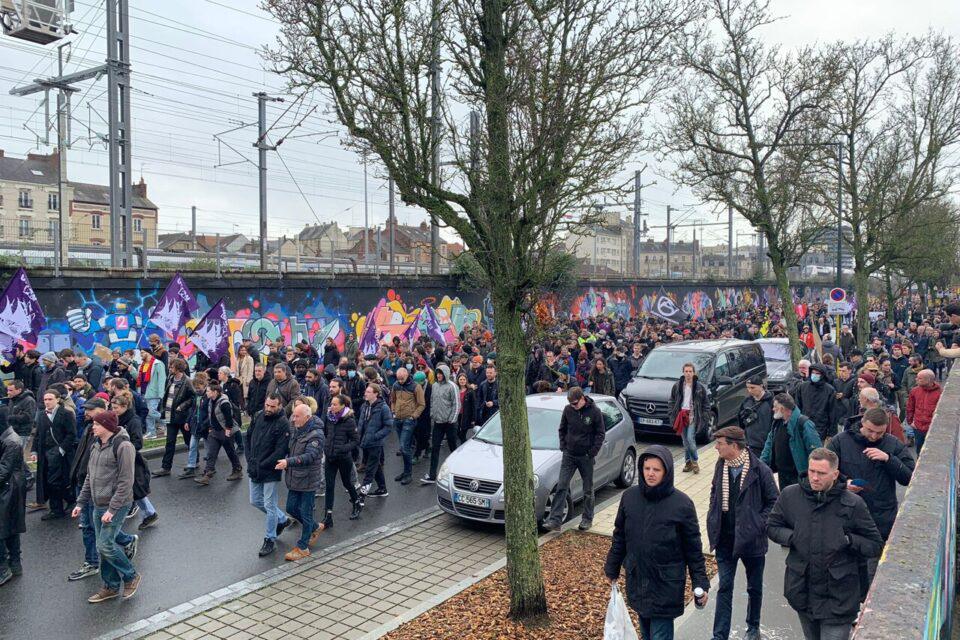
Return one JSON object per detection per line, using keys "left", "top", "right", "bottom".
{"left": 1, "top": 0, "right": 71, "bottom": 45}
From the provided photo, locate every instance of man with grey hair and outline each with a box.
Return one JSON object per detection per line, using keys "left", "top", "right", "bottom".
{"left": 906, "top": 369, "right": 942, "bottom": 454}
{"left": 767, "top": 448, "right": 883, "bottom": 640}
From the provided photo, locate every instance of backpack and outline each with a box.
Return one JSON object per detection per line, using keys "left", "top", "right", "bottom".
{"left": 110, "top": 435, "right": 151, "bottom": 501}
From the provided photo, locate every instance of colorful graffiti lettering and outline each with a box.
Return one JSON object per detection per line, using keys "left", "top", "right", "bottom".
{"left": 351, "top": 290, "right": 483, "bottom": 348}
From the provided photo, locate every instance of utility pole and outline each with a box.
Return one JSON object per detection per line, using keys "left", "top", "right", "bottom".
{"left": 388, "top": 176, "right": 396, "bottom": 274}
{"left": 666, "top": 205, "right": 673, "bottom": 279}
{"left": 363, "top": 155, "right": 370, "bottom": 267}
{"left": 692, "top": 226, "right": 697, "bottom": 279}
{"left": 191, "top": 205, "right": 197, "bottom": 249}
{"left": 254, "top": 91, "right": 282, "bottom": 271}
{"left": 106, "top": 0, "right": 132, "bottom": 267}
{"left": 633, "top": 170, "right": 641, "bottom": 277}
{"left": 428, "top": 0, "right": 441, "bottom": 274}
{"left": 55, "top": 43, "right": 69, "bottom": 268}
{"left": 727, "top": 205, "right": 733, "bottom": 280}
{"left": 836, "top": 141, "right": 844, "bottom": 288}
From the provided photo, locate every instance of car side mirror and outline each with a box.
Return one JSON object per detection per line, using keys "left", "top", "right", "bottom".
{"left": 714, "top": 375, "right": 733, "bottom": 386}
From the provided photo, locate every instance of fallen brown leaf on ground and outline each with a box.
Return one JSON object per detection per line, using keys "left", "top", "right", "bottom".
{"left": 383, "top": 530, "right": 718, "bottom": 640}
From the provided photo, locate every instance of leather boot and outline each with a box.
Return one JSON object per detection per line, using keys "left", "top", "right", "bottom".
{"left": 682, "top": 461, "right": 693, "bottom": 473}
{"left": 226, "top": 467, "right": 244, "bottom": 481}
{"left": 692, "top": 462, "right": 700, "bottom": 474}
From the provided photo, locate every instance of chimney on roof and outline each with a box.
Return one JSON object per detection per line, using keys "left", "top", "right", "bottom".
{"left": 419, "top": 220, "right": 428, "bottom": 231}
{"left": 26, "top": 151, "right": 55, "bottom": 164}
{"left": 133, "top": 177, "right": 147, "bottom": 199}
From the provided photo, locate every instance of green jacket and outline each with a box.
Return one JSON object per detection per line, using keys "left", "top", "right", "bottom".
{"left": 902, "top": 366, "right": 920, "bottom": 394}
{"left": 760, "top": 407, "right": 822, "bottom": 475}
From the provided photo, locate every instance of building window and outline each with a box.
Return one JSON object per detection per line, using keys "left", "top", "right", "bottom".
{"left": 48, "top": 219, "right": 57, "bottom": 241}
{"left": 133, "top": 218, "right": 142, "bottom": 233}
{"left": 91, "top": 214, "right": 102, "bottom": 230}
{"left": 18, "top": 190, "right": 32, "bottom": 209}
{"left": 18, "top": 219, "right": 31, "bottom": 238}
{"left": 48, "top": 192, "right": 59, "bottom": 210}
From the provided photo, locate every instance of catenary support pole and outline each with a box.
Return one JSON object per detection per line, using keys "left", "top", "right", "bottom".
{"left": 666, "top": 205, "right": 673, "bottom": 279}
{"left": 388, "top": 176, "right": 396, "bottom": 274}
{"left": 728, "top": 205, "right": 733, "bottom": 279}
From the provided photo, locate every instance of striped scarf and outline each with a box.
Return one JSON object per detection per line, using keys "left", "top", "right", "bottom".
{"left": 721, "top": 448, "right": 750, "bottom": 512}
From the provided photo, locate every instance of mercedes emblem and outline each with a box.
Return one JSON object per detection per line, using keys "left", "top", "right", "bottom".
{"left": 469, "top": 479, "right": 480, "bottom": 492}
{"left": 645, "top": 403, "right": 657, "bottom": 414}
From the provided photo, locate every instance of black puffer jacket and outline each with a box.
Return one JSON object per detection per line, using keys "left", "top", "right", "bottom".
{"left": 795, "top": 365, "right": 837, "bottom": 441}
{"left": 246, "top": 374, "right": 271, "bottom": 418}
{"left": 244, "top": 410, "right": 290, "bottom": 483}
{"left": 826, "top": 429, "right": 914, "bottom": 539}
{"left": 738, "top": 391, "right": 774, "bottom": 453}
{"left": 604, "top": 445, "right": 709, "bottom": 619}
{"left": 6, "top": 390, "right": 36, "bottom": 437}
{"left": 767, "top": 478, "right": 883, "bottom": 624}
{"left": 323, "top": 408, "right": 360, "bottom": 461}
{"left": 283, "top": 418, "right": 324, "bottom": 492}
{"left": 558, "top": 395, "right": 605, "bottom": 457}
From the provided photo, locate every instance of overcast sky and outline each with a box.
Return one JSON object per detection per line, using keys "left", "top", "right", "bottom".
{"left": 0, "top": 0, "right": 957, "bottom": 247}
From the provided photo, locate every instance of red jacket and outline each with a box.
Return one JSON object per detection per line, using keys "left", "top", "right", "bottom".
{"left": 907, "top": 383, "right": 942, "bottom": 433}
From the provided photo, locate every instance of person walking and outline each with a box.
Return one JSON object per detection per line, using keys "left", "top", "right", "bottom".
{"left": 137, "top": 347, "right": 166, "bottom": 439}
{"left": 194, "top": 381, "right": 244, "bottom": 485}
{"left": 543, "top": 387, "right": 605, "bottom": 531}
{"left": 319, "top": 394, "right": 362, "bottom": 529}
{"left": 111, "top": 392, "right": 159, "bottom": 529}
{"left": 245, "top": 394, "right": 292, "bottom": 557}
{"left": 906, "top": 369, "right": 941, "bottom": 454}
{"left": 587, "top": 358, "right": 616, "bottom": 396}
{"left": 266, "top": 363, "right": 301, "bottom": 416}
{"left": 766, "top": 448, "right": 884, "bottom": 640}
{"left": 604, "top": 445, "right": 710, "bottom": 640}
{"left": 390, "top": 367, "right": 425, "bottom": 486}
{"left": 357, "top": 383, "right": 393, "bottom": 498}
{"left": 153, "top": 358, "right": 196, "bottom": 477}
{"left": 760, "top": 394, "right": 822, "bottom": 490}
{"left": 669, "top": 363, "right": 709, "bottom": 474}
{"left": 277, "top": 404, "right": 325, "bottom": 561}
{"left": 456, "top": 372, "right": 477, "bottom": 445}
{"left": 35, "top": 389, "right": 77, "bottom": 520}
{"left": 422, "top": 364, "right": 459, "bottom": 485}
{"left": 71, "top": 411, "right": 142, "bottom": 603}
{"left": 5, "top": 381, "right": 36, "bottom": 492}
{"left": 476, "top": 365, "right": 499, "bottom": 425}
{"left": 706, "top": 427, "right": 779, "bottom": 640}
{"left": 67, "top": 397, "right": 110, "bottom": 582}
{"left": 827, "top": 407, "right": 914, "bottom": 599}
{"left": 738, "top": 376, "right": 774, "bottom": 458}
{"left": 246, "top": 364, "right": 271, "bottom": 420}
{"left": 795, "top": 364, "right": 838, "bottom": 444}
{"left": 0, "top": 412, "right": 27, "bottom": 586}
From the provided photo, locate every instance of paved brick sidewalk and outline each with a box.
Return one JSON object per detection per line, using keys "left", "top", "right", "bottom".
{"left": 136, "top": 514, "right": 505, "bottom": 640}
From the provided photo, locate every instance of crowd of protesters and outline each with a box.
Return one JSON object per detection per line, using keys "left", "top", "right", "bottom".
{"left": 0, "top": 292, "right": 955, "bottom": 634}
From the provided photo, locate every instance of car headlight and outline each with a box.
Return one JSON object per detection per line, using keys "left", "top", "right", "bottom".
{"left": 437, "top": 461, "right": 450, "bottom": 485}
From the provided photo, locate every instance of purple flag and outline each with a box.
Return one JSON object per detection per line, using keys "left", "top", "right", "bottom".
{"left": 422, "top": 304, "right": 447, "bottom": 346}
{"left": 0, "top": 331, "right": 17, "bottom": 358}
{"left": 149, "top": 273, "right": 199, "bottom": 336}
{"left": 359, "top": 308, "right": 379, "bottom": 355}
{"left": 0, "top": 267, "right": 45, "bottom": 344}
{"left": 190, "top": 299, "right": 229, "bottom": 363}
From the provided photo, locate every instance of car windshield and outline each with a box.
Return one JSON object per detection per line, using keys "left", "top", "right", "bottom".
{"left": 635, "top": 350, "right": 713, "bottom": 380}
{"left": 759, "top": 342, "right": 791, "bottom": 362}
{"left": 473, "top": 406, "right": 562, "bottom": 450}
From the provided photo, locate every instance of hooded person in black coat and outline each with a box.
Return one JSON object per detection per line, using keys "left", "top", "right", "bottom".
{"left": 767, "top": 448, "right": 883, "bottom": 635}
{"left": 604, "top": 445, "right": 710, "bottom": 638}
{"left": 0, "top": 415, "right": 27, "bottom": 583}
{"left": 795, "top": 363, "right": 838, "bottom": 442}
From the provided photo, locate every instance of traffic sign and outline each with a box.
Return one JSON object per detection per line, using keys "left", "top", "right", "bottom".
{"left": 827, "top": 301, "right": 851, "bottom": 315}
{"left": 829, "top": 288, "right": 846, "bottom": 303}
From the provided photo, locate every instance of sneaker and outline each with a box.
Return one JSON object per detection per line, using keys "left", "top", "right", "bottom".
{"left": 541, "top": 520, "right": 561, "bottom": 532}
{"left": 284, "top": 547, "right": 310, "bottom": 561}
{"left": 359, "top": 483, "right": 371, "bottom": 496}
{"left": 226, "top": 468, "right": 244, "bottom": 481}
{"left": 123, "top": 535, "right": 139, "bottom": 561}
{"left": 9, "top": 560, "right": 22, "bottom": 577}
{"left": 138, "top": 513, "right": 159, "bottom": 530}
{"left": 0, "top": 567, "right": 12, "bottom": 587}
{"left": 122, "top": 574, "right": 142, "bottom": 600}
{"left": 399, "top": 474, "right": 412, "bottom": 485}
{"left": 125, "top": 505, "right": 139, "bottom": 520}
{"left": 194, "top": 473, "right": 211, "bottom": 486}
{"left": 87, "top": 587, "right": 120, "bottom": 603}
{"left": 275, "top": 518, "right": 291, "bottom": 538}
{"left": 367, "top": 486, "right": 389, "bottom": 498}
{"left": 578, "top": 520, "right": 593, "bottom": 531}
{"left": 419, "top": 475, "right": 436, "bottom": 485}
{"left": 151, "top": 468, "right": 171, "bottom": 478}
{"left": 40, "top": 511, "right": 65, "bottom": 521}
{"left": 258, "top": 538, "right": 276, "bottom": 557}
{"left": 68, "top": 562, "right": 100, "bottom": 582}
{"left": 692, "top": 462, "right": 700, "bottom": 474}
{"left": 178, "top": 467, "right": 197, "bottom": 479}
{"left": 308, "top": 525, "right": 322, "bottom": 547}
{"left": 682, "top": 461, "right": 693, "bottom": 473}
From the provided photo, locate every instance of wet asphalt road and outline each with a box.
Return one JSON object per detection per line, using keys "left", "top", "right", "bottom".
{"left": 0, "top": 433, "right": 682, "bottom": 640}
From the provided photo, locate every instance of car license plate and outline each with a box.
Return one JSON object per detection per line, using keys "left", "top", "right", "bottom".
{"left": 635, "top": 417, "right": 663, "bottom": 426}
{"left": 453, "top": 492, "right": 491, "bottom": 508}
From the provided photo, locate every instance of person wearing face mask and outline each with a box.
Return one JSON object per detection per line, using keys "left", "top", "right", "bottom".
{"left": 795, "top": 364, "right": 837, "bottom": 444}
{"left": 767, "top": 448, "right": 883, "bottom": 640}
{"left": 827, "top": 408, "right": 914, "bottom": 601}
{"left": 607, "top": 347, "right": 633, "bottom": 396}
{"left": 604, "top": 445, "right": 710, "bottom": 640}
{"left": 760, "top": 394, "right": 821, "bottom": 490}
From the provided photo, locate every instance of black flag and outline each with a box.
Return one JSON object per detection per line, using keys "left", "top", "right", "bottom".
{"left": 651, "top": 293, "right": 689, "bottom": 324}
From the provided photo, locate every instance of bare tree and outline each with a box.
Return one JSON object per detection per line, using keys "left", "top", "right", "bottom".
{"left": 662, "top": 0, "right": 838, "bottom": 364}
{"left": 263, "top": 0, "right": 693, "bottom": 618}
{"left": 821, "top": 34, "right": 960, "bottom": 347}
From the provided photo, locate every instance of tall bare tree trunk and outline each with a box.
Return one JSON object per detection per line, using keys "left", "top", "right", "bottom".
{"left": 769, "top": 245, "right": 802, "bottom": 367}
{"left": 854, "top": 266, "right": 871, "bottom": 349}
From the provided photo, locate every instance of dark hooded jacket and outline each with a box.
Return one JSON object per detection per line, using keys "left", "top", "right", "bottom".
{"left": 0, "top": 425, "right": 27, "bottom": 539}
{"left": 558, "top": 395, "right": 605, "bottom": 457}
{"left": 767, "top": 477, "right": 884, "bottom": 624}
{"left": 738, "top": 390, "right": 774, "bottom": 453}
{"left": 358, "top": 397, "right": 394, "bottom": 449}
{"left": 795, "top": 364, "right": 838, "bottom": 440}
{"left": 604, "top": 445, "right": 710, "bottom": 619}
{"left": 283, "top": 416, "right": 324, "bottom": 492}
{"left": 244, "top": 409, "right": 290, "bottom": 484}
{"left": 246, "top": 373, "right": 272, "bottom": 418}
{"left": 6, "top": 390, "right": 37, "bottom": 437}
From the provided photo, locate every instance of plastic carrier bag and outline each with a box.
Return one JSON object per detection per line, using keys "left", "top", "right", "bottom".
{"left": 604, "top": 584, "right": 640, "bottom": 640}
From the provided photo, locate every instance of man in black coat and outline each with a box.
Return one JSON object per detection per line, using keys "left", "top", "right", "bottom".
{"left": 476, "top": 365, "right": 500, "bottom": 425}
{"left": 244, "top": 394, "right": 291, "bottom": 557}
{"left": 35, "top": 389, "right": 77, "bottom": 519}
{"left": 707, "top": 427, "right": 779, "bottom": 640}
{"left": 154, "top": 358, "right": 196, "bottom": 477}
{"left": 5, "top": 382, "right": 35, "bottom": 487}
{"left": 0, "top": 411, "right": 27, "bottom": 585}
{"left": 827, "top": 407, "right": 914, "bottom": 601}
{"left": 543, "top": 387, "right": 605, "bottom": 532}
{"left": 607, "top": 347, "right": 633, "bottom": 395}
{"left": 605, "top": 445, "right": 710, "bottom": 639}
{"left": 767, "top": 448, "right": 883, "bottom": 640}
{"left": 795, "top": 363, "right": 838, "bottom": 443}
{"left": 738, "top": 376, "right": 774, "bottom": 458}
{"left": 246, "top": 364, "right": 271, "bottom": 419}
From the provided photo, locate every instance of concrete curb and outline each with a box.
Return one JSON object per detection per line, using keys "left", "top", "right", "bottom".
{"left": 97, "top": 506, "right": 445, "bottom": 640}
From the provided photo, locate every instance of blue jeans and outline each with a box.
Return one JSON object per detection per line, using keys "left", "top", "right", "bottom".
{"left": 397, "top": 418, "right": 416, "bottom": 476}
{"left": 187, "top": 427, "right": 201, "bottom": 468}
{"left": 639, "top": 616, "right": 673, "bottom": 640}
{"left": 249, "top": 479, "right": 287, "bottom": 540}
{"left": 712, "top": 548, "right": 765, "bottom": 640}
{"left": 137, "top": 497, "right": 156, "bottom": 519}
{"left": 915, "top": 429, "right": 927, "bottom": 454}
{"left": 145, "top": 398, "right": 161, "bottom": 437}
{"left": 285, "top": 490, "right": 316, "bottom": 549}
{"left": 681, "top": 423, "right": 698, "bottom": 462}
{"left": 80, "top": 502, "right": 99, "bottom": 565}
{"left": 93, "top": 505, "right": 137, "bottom": 590}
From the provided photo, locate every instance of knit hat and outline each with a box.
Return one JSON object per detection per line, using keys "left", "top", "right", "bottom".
{"left": 558, "top": 365, "right": 570, "bottom": 375}
{"left": 94, "top": 410, "right": 120, "bottom": 433}
{"left": 471, "top": 355, "right": 484, "bottom": 364}
{"left": 858, "top": 372, "right": 877, "bottom": 385}
{"left": 94, "top": 392, "right": 110, "bottom": 402}
{"left": 41, "top": 351, "right": 57, "bottom": 364}
{"left": 413, "top": 371, "right": 427, "bottom": 384}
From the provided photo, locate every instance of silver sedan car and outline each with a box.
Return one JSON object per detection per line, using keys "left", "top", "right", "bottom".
{"left": 436, "top": 393, "right": 637, "bottom": 526}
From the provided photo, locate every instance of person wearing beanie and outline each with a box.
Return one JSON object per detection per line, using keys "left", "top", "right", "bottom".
{"left": 37, "top": 352, "right": 69, "bottom": 400}
{"left": 389, "top": 366, "right": 425, "bottom": 485}
{"left": 72, "top": 411, "right": 142, "bottom": 603}
{"left": 706, "top": 426, "right": 779, "bottom": 640}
